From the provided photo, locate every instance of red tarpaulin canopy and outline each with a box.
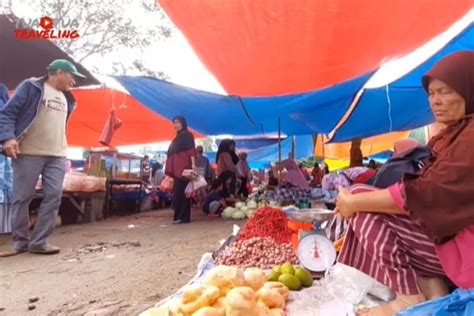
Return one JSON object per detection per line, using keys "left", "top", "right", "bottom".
{"left": 68, "top": 88, "right": 202, "bottom": 147}
{"left": 158, "top": 0, "right": 472, "bottom": 96}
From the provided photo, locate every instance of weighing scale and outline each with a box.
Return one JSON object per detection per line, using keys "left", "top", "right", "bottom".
{"left": 284, "top": 208, "right": 337, "bottom": 273}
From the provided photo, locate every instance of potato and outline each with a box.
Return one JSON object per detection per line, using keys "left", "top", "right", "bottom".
{"left": 270, "top": 308, "right": 285, "bottom": 316}
{"left": 192, "top": 307, "right": 221, "bottom": 316}
{"left": 256, "top": 288, "right": 285, "bottom": 309}
{"left": 244, "top": 267, "right": 267, "bottom": 291}
{"left": 203, "top": 266, "right": 245, "bottom": 295}
{"left": 262, "top": 282, "right": 290, "bottom": 300}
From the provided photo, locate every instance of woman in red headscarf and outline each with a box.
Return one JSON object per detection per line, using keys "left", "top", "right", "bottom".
{"left": 336, "top": 51, "right": 474, "bottom": 315}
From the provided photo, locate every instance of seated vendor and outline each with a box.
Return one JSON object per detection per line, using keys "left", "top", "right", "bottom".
{"left": 202, "top": 171, "right": 238, "bottom": 214}
{"left": 335, "top": 52, "right": 474, "bottom": 315}
{"left": 280, "top": 153, "right": 310, "bottom": 190}
{"left": 267, "top": 169, "right": 279, "bottom": 190}
{"left": 202, "top": 178, "right": 227, "bottom": 215}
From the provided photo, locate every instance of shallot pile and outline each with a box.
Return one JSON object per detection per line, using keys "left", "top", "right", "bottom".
{"left": 237, "top": 207, "right": 292, "bottom": 244}
{"left": 215, "top": 237, "right": 298, "bottom": 269}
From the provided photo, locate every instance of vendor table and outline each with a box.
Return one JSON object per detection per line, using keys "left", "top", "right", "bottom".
{"left": 104, "top": 179, "right": 146, "bottom": 217}
{"left": 34, "top": 190, "right": 106, "bottom": 223}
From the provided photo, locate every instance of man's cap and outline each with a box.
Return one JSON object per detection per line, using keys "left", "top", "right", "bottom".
{"left": 47, "top": 59, "right": 87, "bottom": 79}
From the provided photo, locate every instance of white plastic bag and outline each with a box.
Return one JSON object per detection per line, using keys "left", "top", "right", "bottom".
{"left": 324, "top": 263, "right": 395, "bottom": 304}
{"left": 185, "top": 175, "right": 207, "bottom": 198}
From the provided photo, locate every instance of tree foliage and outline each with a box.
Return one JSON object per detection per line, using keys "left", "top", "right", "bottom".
{"left": 8, "top": 0, "right": 172, "bottom": 78}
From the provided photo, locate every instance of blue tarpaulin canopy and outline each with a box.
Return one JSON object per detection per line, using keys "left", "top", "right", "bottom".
{"left": 331, "top": 21, "right": 474, "bottom": 142}
{"left": 115, "top": 73, "right": 372, "bottom": 136}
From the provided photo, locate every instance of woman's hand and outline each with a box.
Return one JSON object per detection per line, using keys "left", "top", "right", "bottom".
{"left": 335, "top": 187, "right": 356, "bottom": 218}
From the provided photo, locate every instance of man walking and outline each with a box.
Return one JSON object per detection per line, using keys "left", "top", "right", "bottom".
{"left": 0, "top": 59, "right": 86, "bottom": 256}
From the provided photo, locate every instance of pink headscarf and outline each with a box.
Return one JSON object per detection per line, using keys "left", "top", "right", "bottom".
{"left": 392, "top": 138, "right": 421, "bottom": 158}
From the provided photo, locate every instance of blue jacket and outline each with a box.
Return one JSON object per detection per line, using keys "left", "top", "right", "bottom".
{"left": 0, "top": 83, "right": 9, "bottom": 107}
{"left": 0, "top": 77, "right": 76, "bottom": 150}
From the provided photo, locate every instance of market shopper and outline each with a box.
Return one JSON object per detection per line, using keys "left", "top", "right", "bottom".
{"left": 0, "top": 59, "right": 86, "bottom": 256}
{"left": 151, "top": 162, "right": 164, "bottom": 187}
{"left": 165, "top": 116, "right": 196, "bottom": 224}
{"left": 216, "top": 139, "right": 239, "bottom": 195}
{"left": 194, "top": 146, "right": 214, "bottom": 207}
{"left": 322, "top": 162, "right": 330, "bottom": 175}
{"left": 237, "top": 152, "right": 251, "bottom": 198}
{"left": 141, "top": 155, "right": 151, "bottom": 183}
{"left": 310, "top": 162, "right": 324, "bottom": 187}
{"left": 196, "top": 146, "right": 214, "bottom": 183}
{"left": 336, "top": 52, "right": 474, "bottom": 315}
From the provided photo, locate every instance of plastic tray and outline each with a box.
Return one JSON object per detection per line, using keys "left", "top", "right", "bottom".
{"left": 285, "top": 208, "right": 335, "bottom": 223}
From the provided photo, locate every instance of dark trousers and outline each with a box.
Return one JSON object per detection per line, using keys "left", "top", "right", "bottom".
{"left": 172, "top": 177, "right": 191, "bottom": 222}
{"left": 238, "top": 177, "right": 249, "bottom": 198}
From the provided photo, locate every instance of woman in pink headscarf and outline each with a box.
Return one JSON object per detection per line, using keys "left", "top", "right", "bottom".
{"left": 281, "top": 153, "right": 310, "bottom": 190}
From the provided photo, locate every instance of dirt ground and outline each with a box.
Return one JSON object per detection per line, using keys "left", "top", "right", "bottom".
{"left": 0, "top": 209, "right": 239, "bottom": 315}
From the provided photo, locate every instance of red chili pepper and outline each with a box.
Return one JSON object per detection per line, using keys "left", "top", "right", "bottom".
{"left": 237, "top": 207, "right": 292, "bottom": 244}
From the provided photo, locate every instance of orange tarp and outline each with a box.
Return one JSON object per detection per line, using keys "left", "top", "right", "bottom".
{"left": 159, "top": 0, "right": 471, "bottom": 96}
{"left": 68, "top": 88, "right": 202, "bottom": 147}
{"left": 314, "top": 131, "right": 410, "bottom": 160}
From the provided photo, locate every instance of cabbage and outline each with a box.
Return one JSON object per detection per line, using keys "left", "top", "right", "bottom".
{"left": 244, "top": 209, "right": 255, "bottom": 218}
{"left": 231, "top": 210, "right": 246, "bottom": 220}
{"left": 222, "top": 207, "right": 236, "bottom": 219}
{"left": 247, "top": 200, "right": 258, "bottom": 209}
{"left": 235, "top": 202, "right": 245, "bottom": 209}
{"left": 240, "top": 206, "right": 249, "bottom": 212}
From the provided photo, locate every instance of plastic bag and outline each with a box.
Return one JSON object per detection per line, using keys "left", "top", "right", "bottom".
{"left": 185, "top": 176, "right": 207, "bottom": 198}
{"left": 325, "top": 263, "right": 394, "bottom": 305}
{"left": 63, "top": 172, "right": 106, "bottom": 192}
{"left": 398, "top": 289, "right": 474, "bottom": 316}
{"left": 160, "top": 176, "right": 174, "bottom": 193}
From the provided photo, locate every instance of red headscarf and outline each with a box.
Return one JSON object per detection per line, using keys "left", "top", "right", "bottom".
{"left": 404, "top": 51, "right": 474, "bottom": 244}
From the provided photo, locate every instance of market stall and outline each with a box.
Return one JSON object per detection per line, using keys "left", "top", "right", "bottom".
{"left": 84, "top": 149, "right": 147, "bottom": 216}
{"left": 33, "top": 171, "right": 106, "bottom": 224}
{"left": 31, "top": 149, "right": 149, "bottom": 226}
{"left": 140, "top": 198, "right": 394, "bottom": 315}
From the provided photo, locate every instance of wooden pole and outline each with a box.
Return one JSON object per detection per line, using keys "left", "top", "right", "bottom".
{"left": 321, "top": 135, "right": 326, "bottom": 160}
{"left": 292, "top": 135, "right": 296, "bottom": 158}
{"left": 278, "top": 117, "right": 282, "bottom": 184}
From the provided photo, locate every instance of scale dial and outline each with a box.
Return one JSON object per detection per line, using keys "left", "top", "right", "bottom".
{"left": 297, "top": 233, "right": 336, "bottom": 272}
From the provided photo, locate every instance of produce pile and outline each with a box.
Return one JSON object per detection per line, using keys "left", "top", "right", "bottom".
{"left": 112, "top": 184, "right": 142, "bottom": 192}
{"left": 237, "top": 207, "right": 292, "bottom": 244}
{"left": 146, "top": 265, "right": 290, "bottom": 316}
{"left": 215, "top": 237, "right": 298, "bottom": 269}
{"left": 267, "top": 263, "right": 313, "bottom": 291}
{"left": 86, "top": 159, "right": 112, "bottom": 178}
{"left": 222, "top": 200, "right": 263, "bottom": 220}
{"left": 265, "top": 186, "right": 311, "bottom": 206}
